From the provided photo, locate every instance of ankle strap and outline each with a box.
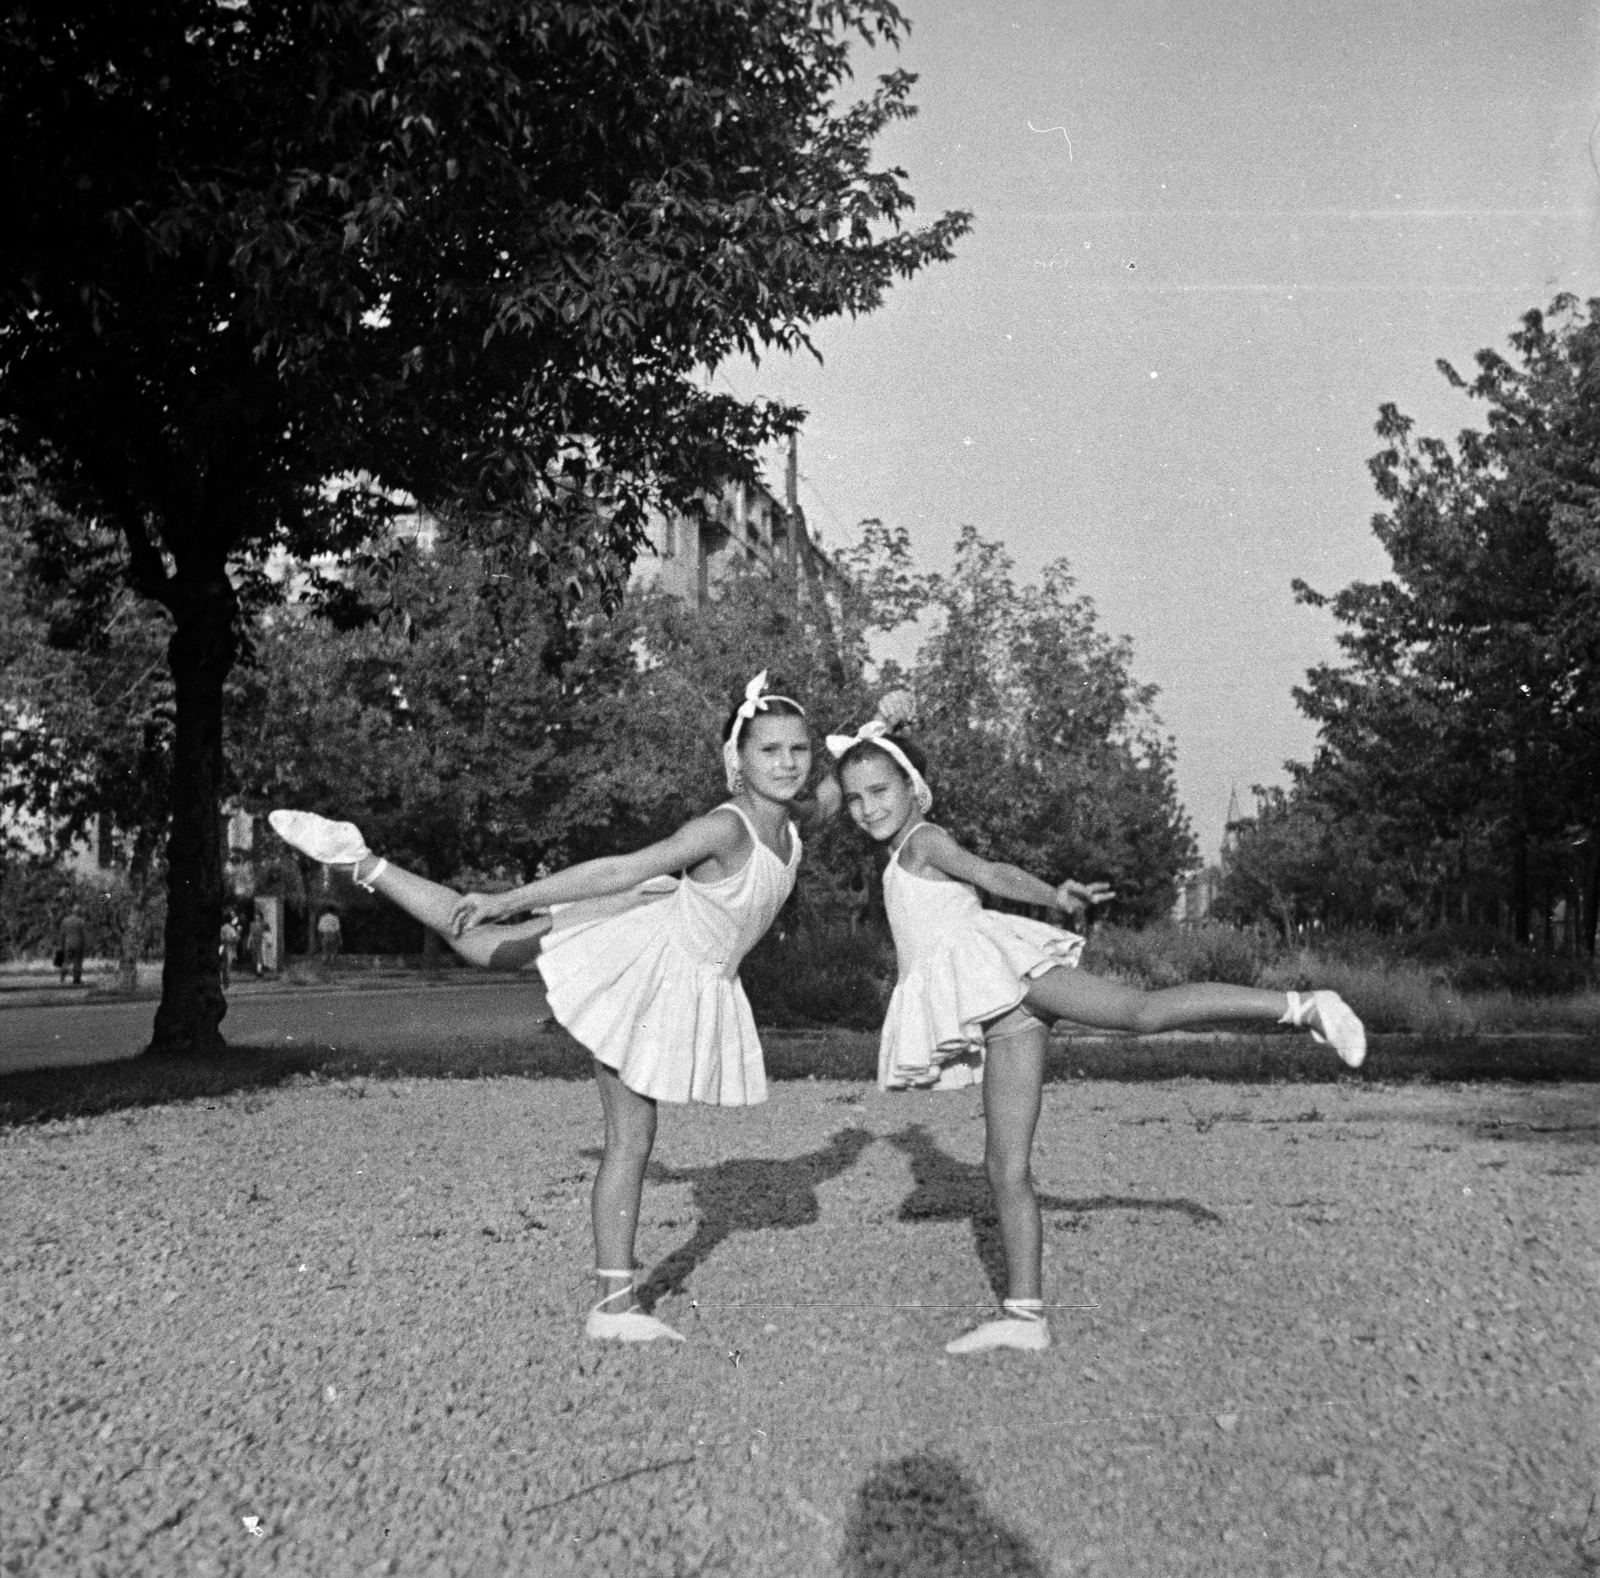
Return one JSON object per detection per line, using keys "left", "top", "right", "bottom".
{"left": 595, "top": 1268, "right": 635, "bottom": 1279}
{"left": 355, "top": 857, "right": 387, "bottom": 893}
{"left": 1002, "top": 1298, "right": 1046, "bottom": 1321}
{"left": 1281, "top": 990, "right": 1308, "bottom": 1027}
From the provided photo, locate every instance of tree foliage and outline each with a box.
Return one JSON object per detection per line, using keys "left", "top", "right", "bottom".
{"left": 1222, "top": 295, "right": 1600, "bottom": 946}
{"left": 902, "top": 529, "right": 1195, "bottom": 923}
{"left": 230, "top": 518, "right": 1192, "bottom": 937}
{"left": 0, "top": 0, "right": 967, "bottom": 1050}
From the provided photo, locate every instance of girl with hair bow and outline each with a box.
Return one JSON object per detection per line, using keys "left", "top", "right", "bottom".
{"left": 830, "top": 694, "right": 1366, "bottom": 1356}
{"left": 268, "top": 670, "right": 838, "bottom": 1345}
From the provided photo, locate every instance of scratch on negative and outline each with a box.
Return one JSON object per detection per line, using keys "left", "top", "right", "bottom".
{"left": 1028, "top": 121, "right": 1073, "bottom": 160}
{"left": 527, "top": 1455, "right": 697, "bottom": 1516}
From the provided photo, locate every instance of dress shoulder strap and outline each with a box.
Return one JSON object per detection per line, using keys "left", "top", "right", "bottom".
{"left": 890, "top": 820, "right": 936, "bottom": 869}
{"left": 710, "top": 801, "right": 799, "bottom": 867}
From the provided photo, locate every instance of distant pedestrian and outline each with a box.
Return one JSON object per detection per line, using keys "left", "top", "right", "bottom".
{"left": 57, "top": 908, "right": 86, "bottom": 985}
{"left": 316, "top": 909, "right": 342, "bottom": 964}
{"left": 219, "top": 916, "right": 240, "bottom": 988}
{"left": 246, "top": 914, "right": 264, "bottom": 977}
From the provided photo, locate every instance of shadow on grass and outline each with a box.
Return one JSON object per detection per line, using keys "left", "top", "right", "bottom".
{"left": 842, "top": 1453, "right": 1048, "bottom": 1578}
{"left": 887, "top": 1125, "right": 1221, "bottom": 1303}
{"left": 0, "top": 1032, "right": 595, "bottom": 1129}
{"left": 579, "top": 1128, "right": 875, "bottom": 1313}
{"left": 3, "top": 1027, "right": 1595, "bottom": 1130}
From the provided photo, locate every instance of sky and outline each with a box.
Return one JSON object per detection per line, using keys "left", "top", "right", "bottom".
{"left": 724, "top": 0, "right": 1600, "bottom": 860}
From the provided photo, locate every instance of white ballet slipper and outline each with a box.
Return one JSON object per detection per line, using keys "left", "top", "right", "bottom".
{"left": 268, "top": 810, "right": 385, "bottom": 890}
{"left": 1283, "top": 990, "right": 1367, "bottom": 1069}
{"left": 584, "top": 1277, "right": 685, "bottom": 1344}
{"left": 944, "top": 1301, "right": 1050, "bottom": 1355}
{"left": 268, "top": 809, "right": 371, "bottom": 867}
{"left": 584, "top": 1308, "right": 687, "bottom": 1344}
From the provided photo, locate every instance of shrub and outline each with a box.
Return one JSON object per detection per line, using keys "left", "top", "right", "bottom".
{"left": 1079, "top": 921, "right": 1268, "bottom": 990}
{"left": 1445, "top": 950, "right": 1592, "bottom": 997}
{"left": 742, "top": 923, "right": 894, "bottom": 1029}
{"left": 0, "top": 862, "right": 165, "bottom": 962}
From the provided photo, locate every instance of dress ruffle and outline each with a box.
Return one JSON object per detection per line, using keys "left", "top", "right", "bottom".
{"left": 879, "top": 911, "right": 1084, "bottom": 1091}
{"left": 535, "top": 806, "right": 797, "bottom": 1107}
{"left": 540, "top": 899, "right": 767, "bottom": 1106}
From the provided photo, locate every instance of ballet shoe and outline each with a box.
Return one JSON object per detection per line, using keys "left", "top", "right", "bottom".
{"left": 585, "top": 1278, "right": 686, "bottom": 1344}
{"left": 268, "top": 809, "right": 372, "bottom": 869}
{"left": 944, "top": 1316, "right": 1050, "bottom": 1355}
{"left": 584, "top": 1307, "right": 686, "bottom": 1344}
{"left": 1304, "top": 990, "right": 1367, "bottom": 1069}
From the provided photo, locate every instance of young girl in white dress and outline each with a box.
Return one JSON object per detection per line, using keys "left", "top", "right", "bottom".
{"left": 269, "top": 672, "right": 835, "bottom": 1345}
{"left": 828, "top": 700, "right": 1366, "bottom": 1357}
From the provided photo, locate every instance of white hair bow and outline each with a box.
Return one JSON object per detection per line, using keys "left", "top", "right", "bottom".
{"left": 825, "top": 716, "right": 933, "bottom": 814}
{"left": 723, "top": 670, "right": 805, "bottom": 792}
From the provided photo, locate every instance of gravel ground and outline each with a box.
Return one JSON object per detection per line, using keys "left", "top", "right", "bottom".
{"left": 2, "top": 1073, "right": 1595, "bottom": 1578}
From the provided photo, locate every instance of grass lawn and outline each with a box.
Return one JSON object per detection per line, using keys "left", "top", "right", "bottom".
{"left": 2, "top": 1039, "right": 1595, "bottom": 1577}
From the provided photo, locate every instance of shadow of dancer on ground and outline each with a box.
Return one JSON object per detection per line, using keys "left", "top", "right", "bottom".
{"left": 887, "top": 1124, "right": 1222, "bottom": 1302}
{"left": 842, "top": 1452, "right": 1049, "bottom": 1578}
{"left": 582, "top": 1126, "right": 874, "bottom": 1312}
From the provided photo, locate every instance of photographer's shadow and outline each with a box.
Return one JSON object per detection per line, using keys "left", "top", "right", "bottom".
{"left": 843, "top": 1453, "right": 1048, "bottom": 1578}
{"left": 583, "top": 1126, "right": 874, "bottom": 1311}
{"left": 887, "top": 1124, "right": 1222, "bottom": 1301}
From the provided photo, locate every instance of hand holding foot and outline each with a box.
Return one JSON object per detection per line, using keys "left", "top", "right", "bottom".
{"left": 450, "top": 891, "right": 509, "bottom": 937}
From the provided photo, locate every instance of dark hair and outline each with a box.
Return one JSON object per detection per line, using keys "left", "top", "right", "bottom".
{"left": 835, "top": 730, "right": 927, "bottom": 783}
{"left": 720, "top": 685, "right": 807, "bottom": 745}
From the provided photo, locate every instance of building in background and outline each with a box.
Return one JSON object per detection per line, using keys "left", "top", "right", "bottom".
{"left": 632, "top": 434, "right": 844, "bottom": 610}
{"left": 1170, "top": 785, "right": 1244, "bottom": 924}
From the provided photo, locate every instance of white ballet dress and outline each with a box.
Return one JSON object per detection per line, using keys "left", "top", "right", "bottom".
{"left": 536, "top": 803, "right": 800, "bottom": 1106}
{"left": 879, "top": 826, "right": 1085, "bottom": 1091}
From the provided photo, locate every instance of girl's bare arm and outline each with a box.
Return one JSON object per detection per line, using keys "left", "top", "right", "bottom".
{"left": 914, "top": 826, "right": 1111, "bottom": 915}
{"left": 450, "top": 812, "right": 746, "bottom": 933}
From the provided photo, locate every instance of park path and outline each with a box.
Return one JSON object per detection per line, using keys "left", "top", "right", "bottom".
{"left": 0, "top": 978, "right": 551, "bottom": 1075}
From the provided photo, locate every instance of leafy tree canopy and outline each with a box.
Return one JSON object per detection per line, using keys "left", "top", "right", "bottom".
{"left": 1225, "top": 295, "right": 1600, "bottom": 944}
{"left": 0, "top": 0, "right": 967, "bottom": 1050}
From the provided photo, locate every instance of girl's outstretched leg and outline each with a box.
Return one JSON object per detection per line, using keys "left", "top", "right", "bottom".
{"left": 1023, "top": 969, "right": 1365, "bottom": 1067}
{"left": 946, "top": 1014, "right": 1051, "bottom": 1356}
{"left": 268, "top": 809, "right": 549, "bottom": 969}
{"left": 358, "top": 859, "right": 550, "bottom": 970}
{"left": 587, "top": 1061, "right": 683, "bottom": 1343}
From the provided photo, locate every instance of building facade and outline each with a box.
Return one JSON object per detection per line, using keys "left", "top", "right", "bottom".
{"left": 631, "top": 436, "right": 843, "bottom": 610}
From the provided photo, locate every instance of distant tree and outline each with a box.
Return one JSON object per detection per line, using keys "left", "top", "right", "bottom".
{"left": 0, "top": 0, "right": 968, "bottom": 1050}
{"left": 0, "top": 475, "right": 172, "bottom": 977}
{"left": 1289, "top": 295, "right": 1600, "bottom": 947}
{"left": 908, "top": 528, "right": 1195, "bottom": 923}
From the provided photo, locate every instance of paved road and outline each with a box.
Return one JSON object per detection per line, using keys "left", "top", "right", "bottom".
{"left": 0, "top": 979, "right": 552, "bottom": 1075}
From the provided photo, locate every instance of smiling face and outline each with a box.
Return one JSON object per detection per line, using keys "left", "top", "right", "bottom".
{"left": 738, "top": 711, "right": 812, "bottom": 803}
{"left": 840, "top": 750, "right": 918, "bottom": 843}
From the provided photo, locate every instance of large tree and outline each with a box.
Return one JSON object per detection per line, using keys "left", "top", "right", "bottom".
{"left": 904, "top": 528, "right": 1195, "bottom": 923}
{"left": 0, "top": 0, "right": 967, "bottom": 1051}
{"left": 1243, "top": 295, "right": 1600, "bottom": 944}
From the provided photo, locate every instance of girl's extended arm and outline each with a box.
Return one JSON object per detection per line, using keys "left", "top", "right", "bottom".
{"left": 913, "top": 826, "right": 1113, "bottom": 916}
{"left": 450, "top": 812, "right": 746, "bottom": 934}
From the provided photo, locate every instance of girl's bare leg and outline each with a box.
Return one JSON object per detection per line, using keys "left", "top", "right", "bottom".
{"left": 945, "top": 1014, "right": 1053, "bottom": 1355}
{"left": 592, "top": 1060, "right": 658, "bottom": 1313}
{"left": 351, "top": 855, "right": 550, "bottom": 970}
{"left": 1024, "top": 967, "right": 1286, "bottom": 1032}
{"left": 982, "top": 1020, "right": 1048, "bottom": 1301}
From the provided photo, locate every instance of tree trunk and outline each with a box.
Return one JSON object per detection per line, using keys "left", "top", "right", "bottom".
{"left": 149, "top": 570, "right": 239, "bottom": 1055}
{"left": 1585, "top": 835, "right": 1600, "bottom": 957}
{"left": 1511, "top": 827, "right": 1530, "bottom": 945}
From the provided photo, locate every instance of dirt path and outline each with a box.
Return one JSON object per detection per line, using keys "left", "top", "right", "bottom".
{"left": 2, "top": 1076, "right": 1595, "bottom": 1576}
